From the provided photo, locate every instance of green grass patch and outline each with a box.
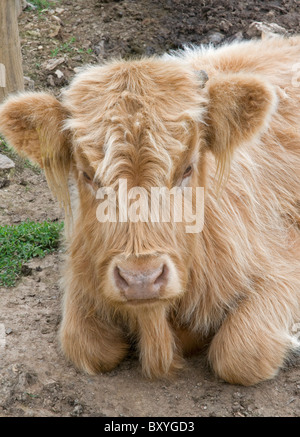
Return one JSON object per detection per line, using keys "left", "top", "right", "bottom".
{"left": 29, "top": 0, "right": 57, "bottom": 10}
{"left": 0, "top": 221, "right": 64, "bottom": 287}
{"left": 50, "top": 37, "right": 93, "bottom": 58}
{"left": 0, "top": 136, "right": 18, "bottom": 161}
{"left": 51, "top": 36, "right": 76, "bottom": 57}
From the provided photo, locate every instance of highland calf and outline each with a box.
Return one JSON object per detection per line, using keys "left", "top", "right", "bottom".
{"left": 0, "top": 36, "right": 299, "bottom": 386}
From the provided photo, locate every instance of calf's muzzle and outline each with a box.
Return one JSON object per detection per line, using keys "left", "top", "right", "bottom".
{"left": 113, "top": 258, "right": 169, "bottom": 301}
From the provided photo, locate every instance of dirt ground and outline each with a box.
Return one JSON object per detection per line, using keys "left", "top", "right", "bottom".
{"left": 0, "top": 0, "right": 299, "bottom": 417}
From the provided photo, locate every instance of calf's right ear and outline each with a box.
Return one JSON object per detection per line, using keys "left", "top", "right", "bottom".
{"left": 0, "top": 92, "right": 72, "bottom": 213}
{"left": 204, "top": 73, "right": 277, "bottom": 188}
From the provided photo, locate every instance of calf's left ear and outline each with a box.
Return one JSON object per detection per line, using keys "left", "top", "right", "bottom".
{"left": 0, "top": 92, "right": 72, "bottom": 213}
{"left": 204, "top": 73, "right": 277, "bottom": 184}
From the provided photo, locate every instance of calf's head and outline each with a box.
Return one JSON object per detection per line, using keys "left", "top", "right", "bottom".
{"left": 0, "top": 58, "right": 276, "bottom": 306}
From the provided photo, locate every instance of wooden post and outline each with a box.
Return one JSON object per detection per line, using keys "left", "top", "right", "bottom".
{"left": 16, "top": 1, "right": 23, "bottom": 17}
{"left": 0, "top": 0, "right": 24, "bottom": 103}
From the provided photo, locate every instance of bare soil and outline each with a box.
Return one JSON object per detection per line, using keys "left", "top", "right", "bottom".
{"left": 0, "top": 0, "right": 299, "bottom": 417}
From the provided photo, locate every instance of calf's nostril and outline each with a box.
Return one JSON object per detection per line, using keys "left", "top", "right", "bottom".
{"left": 154, "top": 264, "right": 168, "bottom": 287}
{"left": 114, "top": 266, "right": 129, "bottom": 291}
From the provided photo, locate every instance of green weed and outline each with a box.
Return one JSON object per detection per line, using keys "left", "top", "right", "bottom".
{"left": 29, "top": 0, "right": 56, "bottom": 10}
{"left": 0, "top": 221, "right": 64, "bottom": 287}
{"left": 51, "top": 37, "right": 76, "bottom": 57}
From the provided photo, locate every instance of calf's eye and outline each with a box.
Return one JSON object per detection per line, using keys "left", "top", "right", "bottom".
{"left": 183, "top": 165, "right": 193, "bottom": 179}
{"left": 83, "top": 171, "right": 92, "bottom": 182}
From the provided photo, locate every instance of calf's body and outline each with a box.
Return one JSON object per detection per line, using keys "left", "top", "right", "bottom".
{"left": 0, "top": 36, "right": 299, "bottom": 385}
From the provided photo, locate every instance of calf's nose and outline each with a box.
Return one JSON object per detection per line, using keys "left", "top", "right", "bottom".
{"left": 114, "top": 262, "right": 168, "bottom": 301}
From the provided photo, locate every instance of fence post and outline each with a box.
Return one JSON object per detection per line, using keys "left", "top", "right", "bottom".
{"left": 0, "top": 0, "right": 24, "bottom": 103}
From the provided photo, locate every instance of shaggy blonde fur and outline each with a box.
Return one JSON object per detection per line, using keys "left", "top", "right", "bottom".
{"left": 0, "top": 36, "right": 299, "bottom": 386}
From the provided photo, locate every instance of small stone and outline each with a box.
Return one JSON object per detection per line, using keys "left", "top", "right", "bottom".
{"left": 42, "top": 57, "right": 65, "bottom": 71}
{"left": 49, "top": 25, "right": 61, "bottom": 38}
{"left": 47, "top": 75, "right": 56, "bottom": 87}
{"left": 0, "top": 154, "right": 15, "bottom": 188}
{"left": 12, "top": 364, "right": 21, "bottom": 373}
{"left": 247, "top": 22, "right": 289, "bottom": 39}
{"left": 73, "top": 67, "right": 82, "bottom": 73}
{"left": 0, "top": 154, "right": 15, "bottom": 171}
{"left": 24, "top": 76, "right": 35, "bottom": 90}
{"left": 23, "top": 1, "right": 37, "bottom": 11}
{"left": 208, "top": 32, "right": 224, "bottom": 44}
{"left": 71, "top": 405, "right": 83, "bottom": 416}
{"left": 55, "top": 69, "right": 64, "bottom": 79}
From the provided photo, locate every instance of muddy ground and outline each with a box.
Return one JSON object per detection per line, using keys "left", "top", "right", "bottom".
{"left": 0, "top": 0, "right": 299, "bottom": 417}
